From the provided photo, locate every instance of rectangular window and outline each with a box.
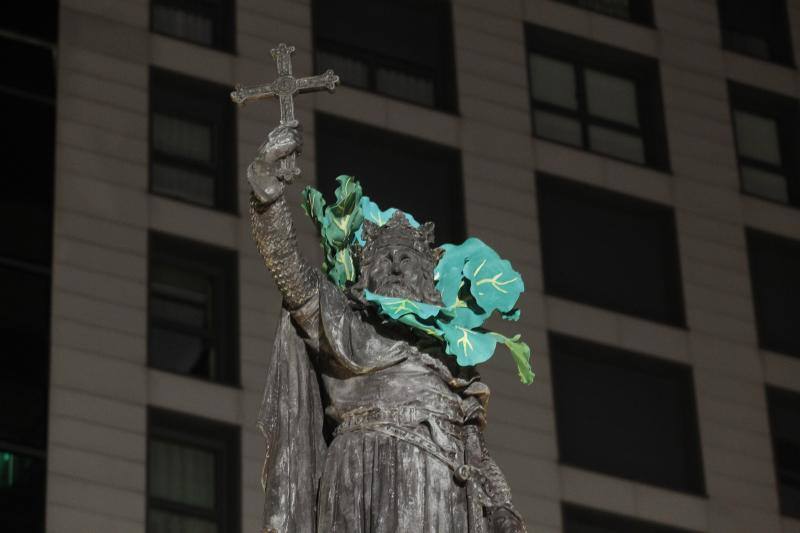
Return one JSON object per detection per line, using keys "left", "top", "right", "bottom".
{"left": 526, "top": 25, "right": 669, "bottom": 170}
{"left": 147, "top": 408, "right": 240, "bottom": 533}
{"left": 148, "top": 233, "right": 239, "bottom": 385}
{"left": 767, "top": 387, "right": 800, "bottom": 518}
{"left": 729, "top": 82, "right": 799, "bottom": 207}
{"left": 551, "top": 334, "right": 705, "bottom": 494}
{"left": 315, "top": 113, "right": 465, "bottom": 245}
{"left": 0, "top": 450, "right": 45, "bottom": 532}
{"left": 0, "top": 27, "right": 55, "bottom": 533}
{"left": 537, "top": 173, "right": 685, "bottom": 326}
{"left": 150, "top": 0, "right": 234, "bottom": 52}
{"left": 312, "top": 0, "right": 457, "bottom": 112}
{"left": 746, "top": 229, "right": 800, "bottom": 358}
{"left": 554, "top": 0, "right": 653, "bottom": 25}
{"left": 718, "top": 0, "right": 793, "bottom": 65}
{"left": 150, "top": 68, "right": 237, "bottom": 212}
{"left": 564, "top": 504, "right": 699, "bottom": 533}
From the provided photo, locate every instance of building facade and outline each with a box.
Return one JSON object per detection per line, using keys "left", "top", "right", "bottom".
{"left": 4, "top": 0, "right": 799, "bottom": 531}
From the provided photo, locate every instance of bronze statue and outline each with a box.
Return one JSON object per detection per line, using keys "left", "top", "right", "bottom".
{"left": 247, "top": 120, "right": 528, "bottom": 532}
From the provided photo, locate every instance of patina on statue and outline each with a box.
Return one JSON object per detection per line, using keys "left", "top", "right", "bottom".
{"left": 248, "top": 121, "right": 527, "bottom": 533}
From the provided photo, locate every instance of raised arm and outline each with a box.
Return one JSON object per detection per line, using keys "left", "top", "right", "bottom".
{"left": 248, "top": 122, "right": 319, "bottom": 312}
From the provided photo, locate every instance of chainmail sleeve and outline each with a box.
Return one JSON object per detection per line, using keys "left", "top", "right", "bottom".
{"left": 250, "top": 192, "right": 319, "bottom": 311}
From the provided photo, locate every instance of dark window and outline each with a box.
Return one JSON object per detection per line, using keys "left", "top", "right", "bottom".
{"left": 147, "top": 408, "right": 240, "bottom": 533}
{"left": 718, "top": 0, "right": 793, "bottom": 65}
{"left": 150, "top": 0, "right": 234, "bottom": 52}
{"left": 313, "top": 0, "right": 457, "bottom": 112}
{"left": 554, "top": 0, "right": 653, "bottom": 25}
{"left": 526, "top": 25, "right": 669, "bottom": 170}
{"left": 551, "top": 333, "right": 705, "bottom": 494}
{"left": 0, "top": 36, "right": 55, "bottom": 267}
{"left": 746, "top": 229, "right": 800, "bottom": 358}
{"left": 148, "top": 233, "right": 239, "bottom": 385}
{"left": 729, "top": 82, "right": 800, "bottom": 207}
{"left": 1, "top": 4, "right": 58, "bottom": 43}
{"left": 315, "top": 113, "right": 465, "bottom": 245}
{"left": 537, "top": 173, "right": 685, "bottom": 326}
{"left": 767, "top": 387, "right": 800, "bottom": 518}
{"left": 0, "top": 26, "right": 55, "bottom": 533}
{"left": 564, "top": 504, "right": 699, "bottom": 533}
{"left": 0, "top": 450, "right": 45, "bottom": 532}
{"left": 150, "top": 68, "right": 237, "bottom": 212}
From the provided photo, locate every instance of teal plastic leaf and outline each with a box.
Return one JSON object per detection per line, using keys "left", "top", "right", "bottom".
{"left": 363, "top": 290, "right": 441, "bottom": 319}
{"left": 434, "top": 238, "right": 492, "bottom": 307}
{"left": 501, "top": 308, "right": 521, "bottom": 321}
{"left": 396, "top": 313, "right": 444, "bottom": 339}
{"left": 301, "top": 186, "right": 325, "bottom": 223}
{"left": 463, "top": 253, "right": 524, "bottom": 314}
{"left": 330, "top": 175, "right": 362, "bottom": 217}
{"left": 492, "top": 333, "right": 535, "bottom": 385}
{"left": 439, "top": 322, "right": 498, "bottom": 366}
{"left": 356, "top": 196, "right": 421, "bottom": 245}
{"left": 328, "top": 248, "right": 356, "bottom": 285}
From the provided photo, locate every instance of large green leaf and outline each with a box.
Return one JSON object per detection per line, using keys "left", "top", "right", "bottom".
{"left": 463, "top": 253, "right": 524, "bottom": 314}
{"left": 356, "top": 196, "right": 420, "bottom": 245}
{"left": 438, "top": 322, "right": 499, "bottom": 366}
{"left": 434, "top": 238, "right": 492, "bottom": 307}
{"left": 363, "top": 290, "right": 442, "bottom": 320}
{"left": 301, "top": 186, "right": 326, "bottom": 223}
{"left": 492, "top": 333, "right": 535, "bottom": 385}
{"left": 330, "top": 175, "right": 362, "bottom": 217}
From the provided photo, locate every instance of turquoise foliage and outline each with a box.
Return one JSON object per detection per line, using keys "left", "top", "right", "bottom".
{"left": 302, "top": 177, "right": 534, "bottom": 384}
{"left": 301, "top": 175, "right": 363, "bottom": 287}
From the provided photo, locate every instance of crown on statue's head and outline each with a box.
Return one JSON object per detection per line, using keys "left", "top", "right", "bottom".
{"left": 358, "top": 210, "right": 440, "bottom": 264}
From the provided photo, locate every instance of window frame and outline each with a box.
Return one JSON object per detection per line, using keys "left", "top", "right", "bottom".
{"left": 311, "top": 0, "right": 459, "bottom": 113}
{"left": 147, "top": 232, "right": 239, "bottom": 387}
{"left": 766, "top": 386, "right": 800, "bottom": 519}
{"left": 525, "top": 24, "right": 670, "bottom": 171}
{"left": 550, "top": 333, "right": 706, "bottom": 495}
{"left": 147, "top": 408, "right": 240, "bottom": 533}
{"left": 149, "top": 0, "right": 236, "bottom": 53}
{"left": 554, "top": 0, "right": 654, "bottom": 26}
{"left": 728, "top": 81, "right": 800, "bottom": 208}
{"left": 717, "top": 0, "right": 794, "bottom": 66}
{"left": 537, "top": 173, "right": 686, "bottom": 327}
{"left": 563, "top": 503, "right": 700, "bottom": 533}
{"left": 149, "top": 67, "right": 238, "bottom": 213}
{"left": 745, "top": 228, "right": 800, "bottom": 358}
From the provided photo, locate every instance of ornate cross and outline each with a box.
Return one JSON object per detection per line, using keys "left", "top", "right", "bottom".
{"left": 231, "top": 43, "right": 339, "bottom": 181}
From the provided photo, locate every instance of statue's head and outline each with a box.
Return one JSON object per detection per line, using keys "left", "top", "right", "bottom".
{"left": 349, "top": 211, "right": 443, "bottom": 306}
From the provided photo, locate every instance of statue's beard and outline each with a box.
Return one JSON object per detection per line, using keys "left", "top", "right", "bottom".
{"left": 374, "top": 277, "right": 417, "bottom": 299}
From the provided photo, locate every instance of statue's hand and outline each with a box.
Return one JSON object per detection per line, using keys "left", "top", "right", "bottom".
{"left": 247, "top": 121, "right": 303, "bottom": 203}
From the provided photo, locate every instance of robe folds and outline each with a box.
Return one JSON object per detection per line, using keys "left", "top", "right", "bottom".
{"left": 258, "top": 280, "right": 486, "bottom": 532}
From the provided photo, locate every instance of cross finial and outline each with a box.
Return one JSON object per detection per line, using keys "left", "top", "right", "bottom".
{"left": 231, "top": 43, "right": 339, "bottom": 181}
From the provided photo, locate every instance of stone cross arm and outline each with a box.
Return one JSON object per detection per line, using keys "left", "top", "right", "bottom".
{"left": 231, "top": 43, "right": 339, "bottom": 181}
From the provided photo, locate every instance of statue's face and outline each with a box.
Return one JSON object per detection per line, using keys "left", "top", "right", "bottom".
{"left": 364, "top": 245, "right": 430, "bottom": 301}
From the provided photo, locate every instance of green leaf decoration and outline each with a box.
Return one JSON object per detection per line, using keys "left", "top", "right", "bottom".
{"left": 438, "top": 322, "right": 498, "bottom": 366}
{"left": 356, "top": 196, "right": 420, "bottom": 245}
{"left": 491, "top": 333, "right": 535, "bottom": 385}
{"left": 463, "top": 253, "right": 524, "bottom": 314}
{"left": 302, "top": 187, "right": 325, "bottom": 223}
{"left": 363, "top": 290, "right": 442, "bottom": 320}
{"left": 434, "top": 238, "right": 490, "bottom": 307}
{"left": 330, "top": 175, "right": 361, "bottom": 217}
{"left": 396, "top": 313, "right": 444, "bottom": 339}
{"left": 302, "top": 177, "right": 534, "bottom": 384}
